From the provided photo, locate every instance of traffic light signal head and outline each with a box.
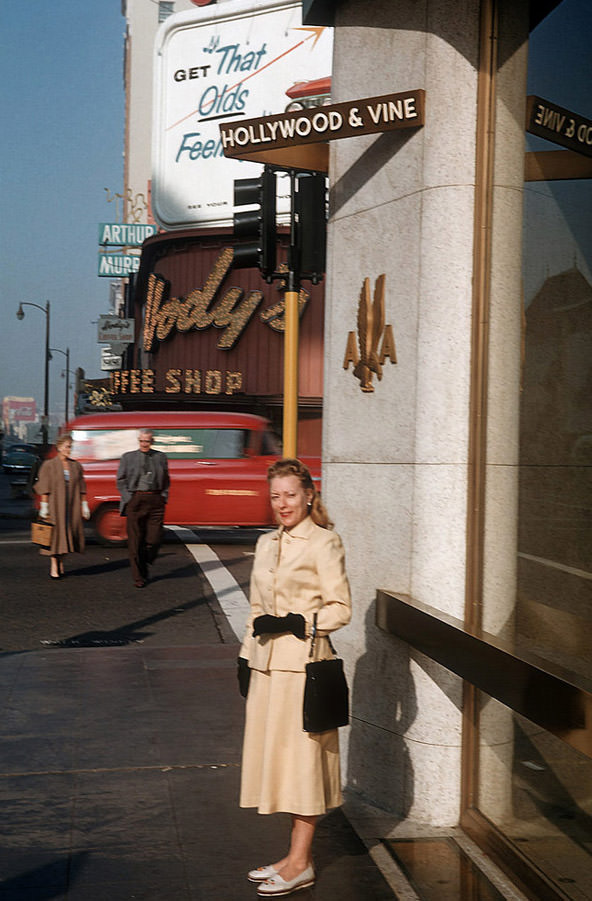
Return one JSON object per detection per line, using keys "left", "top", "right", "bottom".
{"left": 233, "top": 167, "right": 277, "bottom": 279}
{"left": 295, "top": 172, "right": 327, "bottom": 284}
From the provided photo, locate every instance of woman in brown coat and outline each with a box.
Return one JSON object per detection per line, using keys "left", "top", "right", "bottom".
{"left": 35, "top": 433, "right": 90, "bottom": 578}
{"left": 238, "top": 458, "right": 352, "bottom": 897}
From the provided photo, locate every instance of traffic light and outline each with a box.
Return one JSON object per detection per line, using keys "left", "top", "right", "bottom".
{"left": 295, "top": 172, "right": 327, "bottom": 284}
{"left": 232, "top": 166, "right": 277, "bottom": 280}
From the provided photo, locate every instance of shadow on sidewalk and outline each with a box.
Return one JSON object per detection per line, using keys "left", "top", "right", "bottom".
{"left": 40, "top": 596, "right": 211, "bottom": 648}
{"left": 0, "top": 851, "right": 89, "bottom": 899}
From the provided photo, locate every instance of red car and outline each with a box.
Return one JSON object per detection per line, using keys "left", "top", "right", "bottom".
{"left": 285, "top": 76, "right": 331, "bottom": 111}
{"left": 59, "top": 410, "right": 320, "bottom": 545}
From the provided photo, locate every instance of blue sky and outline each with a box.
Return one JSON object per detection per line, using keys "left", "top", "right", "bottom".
{"left": 1, "top": 0, "right": 589, "bottom": 425}
{"left": 0, "top": 1, "right": 125, "bottom": 422}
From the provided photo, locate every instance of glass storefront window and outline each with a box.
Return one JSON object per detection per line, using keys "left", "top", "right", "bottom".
{"left": 476, "top": 2, "right": 592, "bottom": 896}
{"left": 518, "top": 0, "right": 592, "bottom": 683}
{"left": 479, "top": 694, "right": 592, "bottom": 893}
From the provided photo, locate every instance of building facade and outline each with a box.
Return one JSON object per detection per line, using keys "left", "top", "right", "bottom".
{"left": 122, "top": 0, "right": 197, "bottom": 225}
{"left": 117, "top": 227, "right": 325, "bottom": 454}
{"left": 118, "top": 0, "right": 591, "bottom": 895}
{"left": 301, "top": 0, "right": 592, "bottom": 897}
{"left": 118, "top": 0, "right": 329, "bottom": 454}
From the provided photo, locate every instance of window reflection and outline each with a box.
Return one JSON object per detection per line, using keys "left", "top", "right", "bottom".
{"left": 478, "top": 3, "right": 592, "bottom": 896}
{"left": 70, "top": 428, "right": 248, "bottom": 460}
{"left": 478, "top": 695, "right": 592, "bottom": 895}
{"left": 517, "top": 0, "right": 592, "bottom": 683}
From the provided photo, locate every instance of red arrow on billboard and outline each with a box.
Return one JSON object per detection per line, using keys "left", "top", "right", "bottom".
{"left": 166, "top": 27, "right": 326, "bottom": 132}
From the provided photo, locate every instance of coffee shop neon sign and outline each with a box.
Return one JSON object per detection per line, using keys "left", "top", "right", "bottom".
{"left": 144, "top": 246, "right": 308, "bottom": 352}
{"left": 111, "top": 367, "right": 242, "bottom": 396}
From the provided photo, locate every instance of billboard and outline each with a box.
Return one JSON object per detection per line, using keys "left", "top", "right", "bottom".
{"left": 2, "top": 396, "right": 37, "bottom": 433}
{"left": 152, "top": 0, "right": 332, "bottom": 230}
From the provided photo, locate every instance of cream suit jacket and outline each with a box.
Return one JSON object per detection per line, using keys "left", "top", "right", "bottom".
{"left": 240, "top": 516, "right": 352, "bottom": 672}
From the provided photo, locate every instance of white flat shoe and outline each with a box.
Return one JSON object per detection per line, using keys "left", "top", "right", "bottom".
{"left": 257, "top": 865, "right": 315, "bottom": 896}
{"left": 248, "top": 864, "right": 278, "bottom": 883}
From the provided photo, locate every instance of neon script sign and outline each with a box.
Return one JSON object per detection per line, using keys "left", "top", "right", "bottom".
{"left": 143, "top": 247, "right": 309, "bottom": 352}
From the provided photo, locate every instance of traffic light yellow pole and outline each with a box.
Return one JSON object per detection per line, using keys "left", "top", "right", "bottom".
{"left": 282, "top": 170, "right": 300, "bottom": 459}
{"left": 283, "top": 287, "right": 299, "bottom": 458}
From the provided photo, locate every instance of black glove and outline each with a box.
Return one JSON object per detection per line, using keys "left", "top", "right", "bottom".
{"left": 252, "top": 613, "right": 306, "bottom": 640}
{"left": 237, "top": 657, "right": 251, "bottom": 699}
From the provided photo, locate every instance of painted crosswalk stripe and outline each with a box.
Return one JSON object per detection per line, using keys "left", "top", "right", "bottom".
{"left": 167, "top": 525, "right": 250, "bottom": 640}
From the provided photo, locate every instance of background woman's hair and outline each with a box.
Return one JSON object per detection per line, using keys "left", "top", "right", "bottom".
{"left": 267, "top": 458, "right": 333, "bottom": 529}
{"left": 56, "top": 432, "right": 72, "bottom": 450}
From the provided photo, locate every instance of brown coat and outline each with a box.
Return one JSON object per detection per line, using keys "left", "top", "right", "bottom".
{"left": 35, "top": 456, "right": 86, "bottom": 556}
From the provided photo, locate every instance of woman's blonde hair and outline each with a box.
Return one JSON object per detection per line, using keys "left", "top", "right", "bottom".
{"left": 267, "top": 458, "right": 333, "bottom": 529}
{"left": 56, "top": 432, "right": 73, "bottom": 450}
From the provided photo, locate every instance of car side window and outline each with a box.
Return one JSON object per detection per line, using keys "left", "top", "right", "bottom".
{"left": 152, "top": 429, "right": 247, "bottom": 459}
{"left": 206, "top": 429, "right": 246, "bottom": 458}
{"left": 261, "top": 429, "right": 281, "bottom": 456}
{"left": 70, "top": 427, "right": 250, "bottom": 461}
{"left": 70, "top": 429, "right": 138, "bottom": 460}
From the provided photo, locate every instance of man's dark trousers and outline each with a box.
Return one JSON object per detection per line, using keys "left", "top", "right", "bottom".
{"left": 126, "top": 491, "right": 165, "bottom": 582}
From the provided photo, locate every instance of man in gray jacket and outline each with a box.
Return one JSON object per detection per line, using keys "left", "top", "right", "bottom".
{"left": 117, "top": 429, "right": 170, "bottom": 587}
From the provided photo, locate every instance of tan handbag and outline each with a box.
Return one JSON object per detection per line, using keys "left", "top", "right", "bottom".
{"left": 31, "top": 520, "right": 54, "bottom": 548}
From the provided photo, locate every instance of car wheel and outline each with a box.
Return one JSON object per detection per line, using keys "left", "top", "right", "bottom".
{"left": 93, "top": 503, "right": 128, "bottom": 546}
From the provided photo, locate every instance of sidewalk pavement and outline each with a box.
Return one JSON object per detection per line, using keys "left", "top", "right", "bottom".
{"left": 0, "top": 642, "right": 399, "bottom": 900}
{"left": 0, "top": 469, "right": 402, "bottom": 899}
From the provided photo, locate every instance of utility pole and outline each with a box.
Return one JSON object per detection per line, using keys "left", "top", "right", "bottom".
{"left": 16, "top": 301, "right": 51, "bottom": 450}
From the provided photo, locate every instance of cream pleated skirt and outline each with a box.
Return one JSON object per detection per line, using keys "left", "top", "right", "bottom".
{"left": 240, "top": 668, "right": 343, "bottom": 815}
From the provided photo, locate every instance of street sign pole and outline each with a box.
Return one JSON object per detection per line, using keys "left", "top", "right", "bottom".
{"left": 65, "top": 347, "right": 70, "bottom": 425}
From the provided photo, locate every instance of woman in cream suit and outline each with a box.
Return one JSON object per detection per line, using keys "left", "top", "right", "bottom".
{"left": 238, "top": 458, "right": 352, "bottom": 897}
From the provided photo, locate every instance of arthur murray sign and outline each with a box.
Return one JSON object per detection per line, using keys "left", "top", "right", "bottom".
{"left": 219, "top": 90, "right": 425, "bottom": 156}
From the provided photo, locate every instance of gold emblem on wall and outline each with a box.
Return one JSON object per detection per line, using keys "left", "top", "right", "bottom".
{"left": 343, "top": 274, "right": 397, "bottom": 392}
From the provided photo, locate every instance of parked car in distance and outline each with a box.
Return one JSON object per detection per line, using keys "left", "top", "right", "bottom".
{"left": 2, "top": 442, "right": 40, "bottom": 492}
{"left": 59, "top": 411, "right": 321, "bottom": 545}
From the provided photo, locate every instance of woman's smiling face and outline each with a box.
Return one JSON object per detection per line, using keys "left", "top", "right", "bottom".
{"left": 269, "top": 474, "right": 312, "bottom": 530}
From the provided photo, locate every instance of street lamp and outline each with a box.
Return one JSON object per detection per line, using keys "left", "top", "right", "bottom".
{"left": 16, "top": 301, "right": 50, "bottom": 450}
{"left": 49, "top": 346, "right": 70, "bottom": 425}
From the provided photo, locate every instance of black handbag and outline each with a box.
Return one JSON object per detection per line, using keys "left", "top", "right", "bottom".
{"left": 303, "top": 614, "right": 349, "bottom": 733}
